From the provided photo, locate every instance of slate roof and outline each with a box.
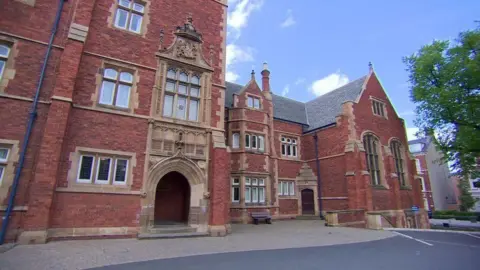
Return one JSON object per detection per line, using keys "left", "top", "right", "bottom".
{"left": 225, "top": 75, "right": 368, "bottom": 132}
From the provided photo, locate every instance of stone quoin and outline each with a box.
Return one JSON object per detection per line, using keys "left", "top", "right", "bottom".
{"left": 0, "top": 0, "right": 428, "bottom": 244}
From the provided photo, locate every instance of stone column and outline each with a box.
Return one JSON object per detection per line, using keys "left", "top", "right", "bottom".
{"left": 18, "top": 0, "right": 97, "bottom": 244}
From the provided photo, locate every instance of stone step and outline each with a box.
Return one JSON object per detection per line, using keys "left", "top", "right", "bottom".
{"left": 138, "top": 232, "right": 209, "bottom": 240}
{"left": 296, "top": 215, "right": 322, "bottom": 220}
{"left": 148, "top": 226, "right": 197, "bottom": 234}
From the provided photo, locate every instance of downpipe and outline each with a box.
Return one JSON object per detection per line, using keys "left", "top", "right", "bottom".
{"left": 0, "top": 0, "right": 67, "bottom": 244}
{"left": 313, "top": 133, "right": 325, "bottom": 220}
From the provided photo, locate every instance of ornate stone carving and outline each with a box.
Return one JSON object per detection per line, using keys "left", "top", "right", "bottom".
{"left": 149, "top": 156, "right": 165, "bottom": 167}
{"left": 197, "top": 161, "right": 206, "bottom": 169}
{"left": 203, "top": 191, "right": 210, "bottom": 199}
{"left": 151, "top": 122, "right": 207, "bottom": 159}
{"left": 176, "top": 39, "right": 198, "bottom": 60}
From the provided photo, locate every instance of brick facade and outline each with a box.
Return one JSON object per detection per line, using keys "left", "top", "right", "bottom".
{"left": 0, "top": 0, "right": 427, "bottom": 244}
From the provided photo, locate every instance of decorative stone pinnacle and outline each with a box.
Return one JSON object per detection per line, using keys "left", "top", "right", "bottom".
{"left": 251, "top": 69, "right": 255, "bottom": 80}
{"left": 263, "top": 62, "right": 268, "bottom": 71}
{"left": 368, "top": 61, "right": 374, "bottom": 71}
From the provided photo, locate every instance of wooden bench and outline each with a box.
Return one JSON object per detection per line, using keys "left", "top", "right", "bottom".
{"left": 251, "top": 211, "right": 272, "bottom": 225}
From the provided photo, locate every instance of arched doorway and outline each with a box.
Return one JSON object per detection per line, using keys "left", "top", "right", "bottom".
{"left": 154, "top": 171, "right": 190, "bottom": 225}
{"left": 301, "top": 189, "right": 315, "bottom": 215}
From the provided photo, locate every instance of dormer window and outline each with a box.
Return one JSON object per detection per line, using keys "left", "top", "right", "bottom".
{"left": 247, "top": 96, "right": 260, "bottom": 109}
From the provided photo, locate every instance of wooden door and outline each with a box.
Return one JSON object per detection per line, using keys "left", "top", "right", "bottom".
{"left": 155, "top": 172, "right": 190, "bottom": 224}
{"left": 301, "top": 189, "right": 315, "bottom": 215}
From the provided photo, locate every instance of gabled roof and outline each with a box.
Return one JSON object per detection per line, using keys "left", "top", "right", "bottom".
{"left": 224, "top": 75, "right": 369, "bottom": 132}
{"left": 305, "top": 76, "right": 367, "bottom": 131}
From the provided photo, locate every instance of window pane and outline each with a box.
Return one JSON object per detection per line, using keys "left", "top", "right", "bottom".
{"left": 190, "top": 86, "right": 200, "bottom": 97}
{"left": 233, "top": 178, "right": 240, "bottom": 185}
{"left": 114, "top": 8, "right": 128, "bottom": 29}
{"left": 166, "top": 81, "right": 175, "bottom": 92}
{"left": 115, "top": 84, "right": 131, "bottom": 108}
{"left": 129, "top": 13, "right": 143, "bottom": 33}
{"left": 281, "top": 144, "right": 286, "bottom": 155}
{"left": 252, "top": 178, "right": 258, "bottom": 185}
{"left": 104, "top": 68, "right": 118, "bottom": 79}
{"left": 259, "top": 136, "right": 264, "bottom": 151}
{"left": 259, "top": 179, "right": 265, "bottom": 186}
{"left": 252, "top": 187, "right": 258, "bottom": 202}
{"left": 279, "top": 181, "right": 283, "bottom": 195}
{"left": 287, "top": 144, "right": 291, "bottom": 156}
{"left": 289, "top": 182, "right": 295, "bottom": 195}
{"left": 191, "top": 75, "right": 200, "bottom": 85}
{"left": 119, "top": 0, "right": 131, "bottom": 8}
{"left": 119, "top": 72, "right": 133, "bottom": 83}
{"left": 0, "top": 60, "right": 5, "bottom": 80}
{"left": 245, "top": 134, "right": 250, "bottom": 148}
{"left": 78, "top": 156, "right": 94, "bottom": 181}
{"left": 99, "top": 81, "right": 115, "bottom": 105}
{"left": 292, "top": 145, "right": 297, "bottom": 156}
{"left": 254, "top": 98, "right": 260, "bottom": 109}
{"left": 114, "top": 159, "right": 128, "bottom": 183}
{"left": 132, "top": 2, "right": 144, "bottom": 13}
{"left": 251, "top": 135, "right": 257, "bottom": 148}
{"left": 245, "top": 177, "right": 251, "bottom": 185}
{"left": 259, "top": 187, "right": 265, "bottom": 203}
{"left": 232, "top": 133, "right": 240, "bottom": 148}
{"left": 96, "top": 157, "right": 111, "bottom": 182}
{"left": 232, "top": 186, "right": 240, "bottom": 202}
{"left": 0, "top": 165, "right": 4, "bottom": 184}
{"left": 188, "top": 99, "right": 198, "bottom": 121}
{"left": 176, "top": 96, "right": 186, "bottom": 119}
{"left": 167, "top": 69, "right": 176, "bottom": 79}
{"left": 163, "top": 95, "right": 173, "bottom": 117}
{"left": 178, "top": 83, "right": 187, "bottom": 94}
{"left": 0, "top": 148, "right": 9, "bottom": 161}
{"left": 0, "top": 45, "right": 9, "bottom": 57}
{"left": 245, "top": 187, "right": 251, "bottom": 202}
{"left": 179, "top": 72, "right": 188, "bottom": 82}
{"left": 247, "top": 97, "right": 253, "bottom": 108}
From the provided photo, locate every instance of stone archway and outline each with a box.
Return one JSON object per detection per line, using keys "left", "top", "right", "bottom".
{"left": 140, "top": 153, "right": 209, "bottom": 233}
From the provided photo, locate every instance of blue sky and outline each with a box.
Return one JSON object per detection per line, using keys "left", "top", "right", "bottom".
{"left": 226, "top": 0, "right": 479, "bottom": 139}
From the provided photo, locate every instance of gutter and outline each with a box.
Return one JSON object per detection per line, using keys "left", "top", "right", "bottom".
{"left": 0, "top": 0, "right": 68, "bottom": 245}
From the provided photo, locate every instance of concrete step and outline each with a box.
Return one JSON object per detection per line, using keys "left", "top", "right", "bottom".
{"left": 296, "top": 215, "right": 322, "bottom": 220}
{"left": 148, "top": 226, "right": 197, "bottom": 234}
{"left": 138, "top": 232, "right": 209, "bottom": 240}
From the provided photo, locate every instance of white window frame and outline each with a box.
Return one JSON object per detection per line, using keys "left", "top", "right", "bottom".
{"left": 245, "top": 177, "right": 265, "bottom": 204}
{"left": 372, "top": 99, "right": 385, "bottom": 117}
{"left": 281, "top": 136, "right": 298, "bottom": 158}
{"left": 232, "top": 178, "right": 240, "bottom": 203}
{"left": 415, "top": 159, "right": 422, "bottom": 174}
{"left": 247, "top": 96, "right": 260, "bottom": 109}
{"left": 99, "top": 68, "right": 133, "bottom": 109}
{"left": 163, "top": 68, "right": 201, "bottom": 122}
{"left": 251, "top": 135, "right": 257, "bottom": 149}
{"left": 245, "top": 134, "right": 250, "bottom": 148}
{"left": 113, "top": 158, "right": 129, "bottom": 185}
{"left": 77, "top": 155, "right": 95, "bottom": 183}
{"left": 279, "top": 181, "right": 295, "bottom": 196}
{"left": 0, "top": 165, "right": 5, "bottom": 185}
{"left": 258, "top": 136, "right": 265, "bottom": 152}
{"left": 0, "top": 147, "right": 10, "bottom": 163}
{"left": 95, "top": 157, "right": 112, "bottom": 184}
{"left": 232, "top": 133, "right": 240, "bottom": 149}
{"left": 0, "top": 44, "right": 10, "bottom": 81}
{"left": 114, "top": 0, "right": 145, "bottom": 34}
{"left": 419, "top": 177, "right": 426, "bottom": 192}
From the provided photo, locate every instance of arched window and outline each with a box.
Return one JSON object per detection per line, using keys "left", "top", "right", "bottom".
{"left": 163, "top": 68, "right": 201, "bottom": 121}
{"left": 363, "top": 134, "right": 381, "bottom": 185}
{"left": 391, "top": 140, "right": 406, "bottom": 186}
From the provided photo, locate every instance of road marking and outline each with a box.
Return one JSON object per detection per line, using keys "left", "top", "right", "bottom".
{"left": 464, "top": 233, "right": 480, "bottom": 239}
{"left": 392, "top": 231, "right": 433, "bottom": 246}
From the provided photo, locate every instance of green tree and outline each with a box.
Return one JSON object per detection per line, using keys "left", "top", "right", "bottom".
{"left": 403, "top": 26, "right": 480, "bottom": 181}
{"left": 458, "top": 176, "right": 478, "bottom": 212}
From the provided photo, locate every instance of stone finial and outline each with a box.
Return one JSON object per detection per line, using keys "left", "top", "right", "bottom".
{"left": 251, "top": 69, "right": 255, "bottom": 80}
{"left": 263, "top": 62, "right": 269, "bottom": 71}
{"left": 368, "top": 61, "right": 374, "bottom": 72}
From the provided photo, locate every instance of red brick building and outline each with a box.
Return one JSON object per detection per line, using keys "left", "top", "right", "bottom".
{"left": 0, "top": 0, "right": 427, "bottom": 244}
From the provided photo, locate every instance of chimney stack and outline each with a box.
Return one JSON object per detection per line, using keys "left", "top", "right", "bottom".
{"left": 261, "top": 62, "right": 270, "bottom": 92}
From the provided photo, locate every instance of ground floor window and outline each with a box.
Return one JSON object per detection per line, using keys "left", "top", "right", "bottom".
{"left": 232, "top": 178, "right": 240, "bottom": 202}
{"left": 278, "top": 181, "right": 295, "bottom": 196}
{"left": 77, "top": 154, "right": 129, "bottom": 185}
{"left": 245, "top": 177, "right": 265, "bottom": 204}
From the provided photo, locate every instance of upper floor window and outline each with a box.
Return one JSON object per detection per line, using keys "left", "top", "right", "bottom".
{"left": 114, "top": 0, "right": 145, "bottom": 33}
{"left": 163, "top": 68, "right": 201, "bottom": 122}
{"left": 364, "top": 134, "right": 381, "bottom": 185}
{"left": 245, "top": 177, "right": 265, "bottom": 204}
{"left": 0, "top": 147, "right": 10, "bottom": 185}
{"left": 0, "top": 45, "right": 10, "bottom": 81}
{"left": 247, "top": 96, "right": 260, "bottom": 109}
{"left": 372, "top": 100, "right": 385, "bottom": 117}
{"left": 415, "top": 159, "right": 423, "bottom": 174}
{"left": 232, "top": 133, "right": 240, "bottom": 149}
{"left": 77, "top": 154, "right": 129, "bottom": 185}
{"left": 391, "top": 141, "right": 406, "bottom": 186}
{"left": 99, "top": 68, "right": 133, "bottom": 109}
{"left": 245, "top": 133, "right": 264, "bottom": 152}
{"left": 419, "top": 177, "right": 426, "bottom": 192}
{"left": 281, "top": 136, "right": 297, "bottom": 157}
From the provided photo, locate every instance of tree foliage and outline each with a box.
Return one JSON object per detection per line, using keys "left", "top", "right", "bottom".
{"left": 403, "top": 26, "right": 480, "bottom": 179}
{"left": 458, "top": 176, "right": 478, "bottom": 211}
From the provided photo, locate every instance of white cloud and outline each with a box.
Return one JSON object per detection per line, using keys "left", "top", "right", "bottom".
{"left": 282, "top": 85, "right": 290, "bottom": 96}
{"left": 310, "top": 71, "right": 349, "bottom": 96}
{"left": 294, "top": 78, "right": 306, "bottom": 85}
{"left": 226, "top": 44, "right": 254, "bottom": 68}
{"left": 228, "top": 0, "right": 264, "bottom": 38}
{"left": 226, "top": 71, "right": 240, "bottom": 82}
{"left": 406, "top": 127, "right": 419, "bottom": 140}
{"left": 399, "top": 110, "right": 415, "bottom": 117}
{"left": 280, "top": 9, "right": 296, "bottom": 28}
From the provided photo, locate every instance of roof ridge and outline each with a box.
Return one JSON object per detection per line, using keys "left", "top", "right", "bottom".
{"left": 225, "top": 81, "right": 245, "bottom": 87}
{"left": 272, "top": 93, "right": 306, "bottom": 104}
{"left": 306, "top": 75, "right": 367, "bottom": 104}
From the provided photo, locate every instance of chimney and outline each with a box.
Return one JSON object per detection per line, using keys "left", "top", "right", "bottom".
{"left": 261, "top": 62, "right": 270, "bottom": 92}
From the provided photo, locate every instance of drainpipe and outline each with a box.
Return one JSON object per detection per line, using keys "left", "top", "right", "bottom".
{"left": 0, "top": 0, "right": 67, "bottom": 245}
{"left": 313, "top": 133, "right": 324, "bottom": 220}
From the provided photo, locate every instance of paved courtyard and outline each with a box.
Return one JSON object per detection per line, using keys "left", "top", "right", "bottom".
{"left": 0, "top": 220, "right": 393, "bottom": 270}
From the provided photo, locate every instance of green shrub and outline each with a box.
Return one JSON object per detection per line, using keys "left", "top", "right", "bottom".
{"left": 432, "top": 214, "right": 479, "bottom": 221}
{"left": 433, "top": 210, "right": 477, "bottom": 217}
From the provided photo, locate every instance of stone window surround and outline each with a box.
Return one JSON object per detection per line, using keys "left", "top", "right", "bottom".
{"left": 369, "top": 96, "right": 388, "bottom": 119}
{"left": 229, "top": 129, "right": 266, "bottom": 153}
{"left": 14, "top": 0, "right": 35, "bottom": 6}
{"left": 230, "top": 174, "right": 271, "bottom": 207}
{"left": 0, "top": 139, "right": 20, "bottom": 205}
{"left": 278, "top": 180, "right": 296, "bottom": 198}
{"left": 246, "top": 94, "right": 261, "bottom": 109}
{"left": 280, "top": 134, "right": 299, "bottom": 159}
{"left": 360, "top": 131, "right": 389, "bottom": 189}
{"left": 63, "top": 146, "right": 137, "bottom": 194}
{"left": 390, "top": 139, "right": 410, "bottom": 187}
{"left": 107, "top": 0, "right": 151, "bottom": 38}
{"left": 0, "top": 36, "right": 18, "bottom": 94}
{"left": 92, "top": 60, "right": 140, "bottom": 113}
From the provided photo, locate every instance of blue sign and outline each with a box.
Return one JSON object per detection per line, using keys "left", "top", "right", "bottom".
{"left": 411, "top": 206, "right": 419, "bottom": 212}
